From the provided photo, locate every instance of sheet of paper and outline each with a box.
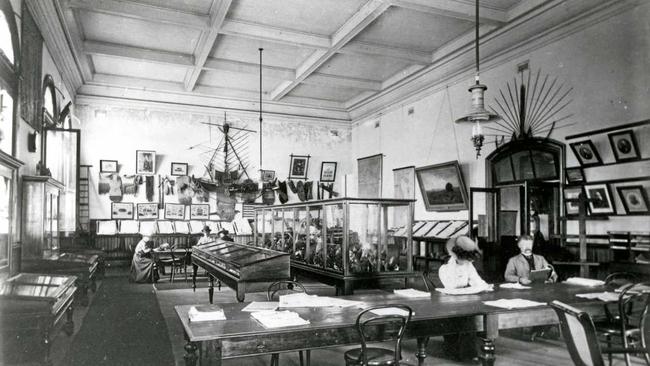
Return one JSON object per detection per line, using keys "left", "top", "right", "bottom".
{"left": 394, "top": 288, "right": 431, "bottom": 298}
{"left": 370, "top": 307, "right": 412, "bottom": 317}
{"left": 241, "top": 301, "right": 278, "bottom": 312}
{"left": 278, "top": 292, "right": 363, "bottom": 308}
{"left": 499, "top": 283, "right": 531, "bottom": 290}
{"left": 435, "top": 284, "right": 493, "bottom": 295}
{"left": 564, "top": 277, "right": 605, "bottom": 287}
{"left": 575, "top": 292, "right": 620, "bottom": 302}
{"left": 483, "top": 298, "right": 546, "bottom": 309}
{"left": 188, "top": 305, "right": 226, "bottom": 322}
{"left": 250, "top": 310, "right": 310, "bottom": 328}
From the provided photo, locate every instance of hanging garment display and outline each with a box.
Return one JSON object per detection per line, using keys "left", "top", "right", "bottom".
{"left": 176, "top": 176, "right": 193, "bottom": 205}
{"left": 122, "top": 175, "right": 138, "bottom": 195}
{"left": 146, "top": 176, "right": 154, "bottom": 202}
{"left": 98, "top": 173, "right": 111, "bottom": 195}
{"left": 304, "top": 181, "right": 313, "bottom": 201}
{"left": 262, "top": 183, "right": 275, "bottom": 205}
{"left": 296, "top": 180, "right": 305, "bottom": 202}
{"left": 288, "top": 180, "right": 297, "bottom": 193}
{"left": 108, "top": 174, "right": 123, "bottom": 202}
{"left": 277, "top": 180, "right": 288, "bottom": 204}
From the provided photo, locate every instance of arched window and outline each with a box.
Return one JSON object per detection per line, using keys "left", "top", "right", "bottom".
{"left": 42, "top": 75, "right": 57, "bottom": 126}
{"left": 0, "top": 0, "right": 18, "bottom": 67}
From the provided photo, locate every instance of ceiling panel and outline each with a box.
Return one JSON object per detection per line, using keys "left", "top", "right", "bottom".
{"left": 484, "top": 0, "right": 522, "bottom": 11}
{"left": 226, "top": 0, "right": 368, "bottom": 35}
{"left": 210, "top": 35, "right": 314, "bottom": 69}
{"left": 355, "top": 7, "right": 474, "bottom": 53}
{"left": 79, "top": 10, "right": 202, "bottom": 54}
{"left": 197, "top": 69, "right": 284, "bottom": 93}
{"left": 317, "top": 53, "right": 411, "bottom": 81}
{"left": 92, "top": 55, "right": 188, "bottom": 82}
{"left": 288, "top": 83, "right": 364, "bottom": 103}
{"left": 133, "top": 0, "right": 215, "bottom": 15}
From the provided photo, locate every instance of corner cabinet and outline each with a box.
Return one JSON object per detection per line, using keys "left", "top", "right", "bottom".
{"left": 22, "top": 176, "right": 63, "bottom": 259}
{"left": 254, "top": 198, "right": 417, "bottom": 295}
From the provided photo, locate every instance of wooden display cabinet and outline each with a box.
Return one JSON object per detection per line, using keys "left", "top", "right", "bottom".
{"left": 254, "top": 198, "right": 417, "bottom": 295}
{"left": 22, "top": 176, "right": 63, "bottom": 259}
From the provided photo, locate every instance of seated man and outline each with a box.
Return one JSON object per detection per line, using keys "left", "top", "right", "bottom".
{"left": 505, "top": 235, "right": 557, "bottom": 284}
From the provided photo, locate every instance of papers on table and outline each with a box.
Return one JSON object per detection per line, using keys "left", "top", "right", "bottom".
{"left": 576, "top": 292, "right": 620, "bottom": 302}
{"left": 564, "top": 277, "right": 605, "bottom": 287}
{"left": 278, "top": 292, "right": 363, "bottom": 308}
{"left": 188, "top": 305, "right": 226, "bottom": 322}
{"left": 436, "top": 284, "right": 493, "bottom": 295}
{"left": 483, "top": 299, "right": 546, "bottom": 309}
{"left": 499, "top": 283, "right": 531, "bottom": 290}
{"left": 394, "top": 288, "right": 430, "bottom": 298}
{"left": 250, "top": 310, "right": 310, "bottom": 328}
{"left": 370, "top": 307, "right": 412, "bottom": 317}
{"left": 241, "top": 301, "right": 278, "bottom": 312}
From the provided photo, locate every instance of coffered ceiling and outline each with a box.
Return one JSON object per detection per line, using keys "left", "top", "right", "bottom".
{"left": 42, "top": 0, "right": 622, "bottom": 121}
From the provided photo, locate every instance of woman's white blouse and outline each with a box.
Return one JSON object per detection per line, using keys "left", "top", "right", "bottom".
{"left": 438, "top": 258, "right": 488, "bottom": 289}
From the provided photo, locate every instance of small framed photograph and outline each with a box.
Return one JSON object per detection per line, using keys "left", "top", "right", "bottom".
{"left": 137, "top": 203, "right": 159, "bottom": 220}
{"left": 608, "top": 130, "right": 640, "bottom": 162}
{"left": 569, "top": 140, "right": 602, "bottom": 167}
{"left": 136, "top": 150, "right": 156, "bottom": 175}
{"left": 170, "top": 162, "right": 188, "bottom": 176}
{"left": 320, "top": 161, "right": 337, "bottom": 182}
{"left": 100, "top": 160, "right": 118, "bottom": 173}
{"left": 111, "top": 202, "right": 134, "bottom": 220}
{"left": 616, "top": 185, "right": 650, "bottom": 214}
{"left": 164, "top": 203, "right": 186, "bottom": 220}
{"left": 565, "top": 167, "right": 585, "bottom": 184}
{"left": 260, "top": 170, "right": 276, "bottom": 183}
{"left": 584, "top": 183, "right": 615, "bottom": 215}
{"left": 564, "top": 186, "right": 585, "bottom": 216}
{"left": 289, "top": 154, "right": 310, "bottom": 179}
{"left": 190, "top": 204, "right": 210, "bottom": 220}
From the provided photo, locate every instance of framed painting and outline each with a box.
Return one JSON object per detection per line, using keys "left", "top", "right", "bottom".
{"left": 393, "top": 166, "right": 415, "bottom": 199}
{"left": 111, "top": 202, "right": 134, "bottom": 220}
{"left": 608, "top": 130, "right": 641, "bottom": 162}
{"left": 563, "top": 186, "right": 585, "bottom": 216}
{"left": 565, "top": 167, "right": 585, "bottom": 184}
{"left": 164, "top": 203, "right": 186, "bottom": 220}
{"left": 190, "top": 204, "right": 210, "bottom": 220}
{"left": 616, "top": 185, "right": 650, "bottom": 214}
{"left": 415, "top": 160, "right": 468, "bottom": 211}
{"left": 289, "top": 154, "right": 310, "bottom": 179}
{"left": 100, "top": 160, "right": 118, "bottom": 173}
{"left": 320, "top": 162, "right": 337, "bottom": 182}
{"left": 137, "top": 203, "right": 158, "bottom": 220}
{"left": 584, "top": 183, "right": 615, "bottom": 215}
{"left": 170, "top": 162, "right": 188, "bottom": 176}
{"left": 136, "top": 150, "right": 156, "bottom": 175}
{"left": 261, "top": 170, "right": 276, "bottom": 183}
{"left": 569, "top": 140, "right": 602, "bottom": 167}
{"left": 357, "top": 154, "right": 383, "bottom": 198}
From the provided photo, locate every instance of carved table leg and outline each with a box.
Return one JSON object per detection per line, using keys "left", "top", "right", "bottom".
{"left": 184, "top": 341, "right": 198, "bottom": 366}
{"left": 78, "top": 282, "right": 89, "bottom": 306}
{"left": 416, "top": 337, "right": 429, "bottom": 366}
{"left": 64, "top": 303, "right": 75, "bottom": 336}
{"left": 43, "top": 329, "right": 53, "bottom": 366}
{"left": 192, "top": 264, "right": 198, "bottom": 292}
{"left": 208, "top": 276, "right": 214, "bottom": 304}
{"left": 479, "top": 338, "right": 495, "bottom": 366}
{"left": 236, "top": 285, "right": 245, "bottom": 302}
{"left": 90, "top": 278, "right": 97, "bottom": 292}
{"left": 480, "top": 313, "right": 498, "bottom": 366}
{"left": 217, "top": 279, "right": 222, "bottom": 291}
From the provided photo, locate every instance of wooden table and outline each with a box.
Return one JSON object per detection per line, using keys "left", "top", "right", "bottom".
{"left": 175, "top": 283, "right": 609, "bottom": 366}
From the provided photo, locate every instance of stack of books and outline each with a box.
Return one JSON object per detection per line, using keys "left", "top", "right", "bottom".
{"left": 188, "top": 305, "right": 226, "bottom": 322}
{"left": 250, "top": 310, "right": 310, "bottom": 328}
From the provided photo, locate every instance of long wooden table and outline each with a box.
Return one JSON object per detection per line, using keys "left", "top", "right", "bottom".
{"left": 175, "top": 283, "right": 609, "bottom": 366}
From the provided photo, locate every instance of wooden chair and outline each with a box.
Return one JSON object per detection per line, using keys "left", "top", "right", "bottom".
{"left": 550, "top": 300, "right": 649, "bottom": 366}
{"left": 157, "top": 248, "right": 188, "bottom": 283}
{"left": 344, "top": 304, "right": 413, "bottom": 366}
{"left": 266, "top": 281, "right": 310, "bottom": 366}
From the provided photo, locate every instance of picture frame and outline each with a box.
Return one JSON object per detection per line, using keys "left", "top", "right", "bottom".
{"left": 608, "top": 130, "right": 641, "bottom": 162}
{"left": 170, "top": 162, "right": 188, "bottom": 176}
{"left": 260, "top": 170, "right": 276, "bottom": 183}
{"left": 136, "top": 203, "right": 159, "bottom": 220}
{"left": 584, "top": 183, "right": 615, "bottom": 215}
{"left": 563, "top": 186, "right": 585, "bottom": 216}
{"left": 565, "top": 167, "right": 585, "bottom": 184}
{"left": 569, "top": 140, "right": 602, "bottom": 167}
{"left": 320, "top": 161, "right": 337, "bottom": 182}
{"left": 415, "top": 160, "right": 468, "bottom": 211}
{"left": 164, "top": 203, "right": 186, "bottom": 220}
{"left": 100, "top": 160, "right": 118, "bottom": 173}
{"left": 616, "top": 185, "right": 650, "bottom": 214}
{"left": 111, "top": 202, "right": 134, "bottom": 220}
{"left": 190, "top": 204, "right": 210, "bottom": 220}
{"left": 289, "top": 154, "right": 310, "bottom": 179}
{"left": 136, "top": 150, "right": 156, "bottom": 175}
{"left": 357, "top": 154, "right": 383, "bottom": 198}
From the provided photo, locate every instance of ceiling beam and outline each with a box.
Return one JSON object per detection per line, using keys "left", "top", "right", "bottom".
{"left": 270, "top": 0, "right": 392, "bottom": 101}
{"left": 391, "top": 0, "right": 507, "bottom": 25}
{"left": 220, "top": 19, "right": 331, "bottom": 49}
{"left": 84, "top": 40, "right": 195, "bottom": 66}
{"left": 339, "top": 41, "right": 431, "bottom": 64}
{"left": 67, "top": 0, "right": 209, "bottom": 29}
{"left": 184, "top": 0, "right": 232, "bottom": 91}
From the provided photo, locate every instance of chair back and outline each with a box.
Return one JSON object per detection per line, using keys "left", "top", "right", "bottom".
{"left": 641, "top": 298, "right": 650, "bottom": 365}
{"left": 355, "top": 305, "right": 412, "bottom": 366}
{"left": 267, "top": 280, "right": 307, "bottom": 301}
{"left": 616, "top": 282, "right": 650, "bottom": 345}
{"left": 604, "top": 272, "right": 639, "bottom": 289}
{"left": 550, "top": 300, "right": 605, "bottom": 366}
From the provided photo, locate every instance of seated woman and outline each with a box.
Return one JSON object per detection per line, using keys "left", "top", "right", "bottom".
{"left": 197, "top": 225, "right": 213, "bottom": 245}
{"left": 439, "top": 236, "right": 491, "bottom": 289}
{"left": 130, "top": 234, "right": 159, "bottom": 283}
{"left": 505, "top": 235, "right": 557, "bottom": 284}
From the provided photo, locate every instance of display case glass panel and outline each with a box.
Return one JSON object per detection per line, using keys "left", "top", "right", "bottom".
{"left": 293, "top": 209, "right": 309, "bottom": 262}
{"left": 324, "top": 203, "right": 344, "bottom": 273}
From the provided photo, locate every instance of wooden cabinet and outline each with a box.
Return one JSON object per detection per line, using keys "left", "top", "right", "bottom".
{"left": 0, "top": 151, "right": 23, "bottom": 277}
{"left": 22, "top": 176, "right": 63, "bottom": 259}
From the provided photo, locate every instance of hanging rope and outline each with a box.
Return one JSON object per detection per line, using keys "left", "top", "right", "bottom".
{"left": 258, "top": 48, "right": 263, "bottom": 172}
{"left": 446, "top": 86, "right": 462, "bottom": 162}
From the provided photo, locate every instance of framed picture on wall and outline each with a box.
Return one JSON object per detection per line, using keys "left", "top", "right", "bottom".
{"left": 164, "top": 203, "right": 186, "bottom": 220}
{"left": 260, "top": 170, "right": 275, "bottom": 183}
{"left": 320, "top": 162, "right": 337, "bottom": 182}
{"left": 111, "top": 202, "right": 134, "bottom": 220}
{"left": 616, "top": 185, "right": 650, "bottom": 214}
{"left": 584, "top": 183, "right": 615, "bottom": 215}
{"left": 357, "top": 154, "right": 383, "bottom": 198}
{"left": 608, "top": 130, "right": 641, "bottom": 162}
{"left": 137, "top": 203, "right": 159, "bottom": 220}
{"left": 563, "top": 186, "right": 585, "bottom": 216}
{"left": 415, "top": 160, "right": 468, "bottom": 211}
{"left": 136, "top": 150, "right": 156, "bottom": 175}
{"left": 289, "top": 154, "right": 310, "bottom": 179}
{"left": 170, "top": 162, "right": 188, "bottom": 176}
{"left": 190, "top": 204, "right": 210, "bottom": 220}
{"left": 569, "top": 140, "right": 602, "bottom": 167}
{"left": 100, "top": 160, "right": 118, "bottom": 173}
{"left": 565, "top": 167, "right": 585, "bottom": 184}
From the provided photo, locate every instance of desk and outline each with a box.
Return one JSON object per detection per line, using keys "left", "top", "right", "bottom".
{"left": 175, "top": 283, "right": 608, "bottom": 366}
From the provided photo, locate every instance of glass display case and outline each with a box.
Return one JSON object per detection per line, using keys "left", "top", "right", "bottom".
{"left": 254, "top": 198, "right": 415, "bottom": 294}
{"left": 22, "top": 176, "right": 63, "bottom": 259}
{"left": 0, "top": 151, "right": 22, "bottom": 277}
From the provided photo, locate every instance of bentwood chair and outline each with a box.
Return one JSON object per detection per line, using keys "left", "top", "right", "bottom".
{"left": 550, "top": 300, "right": 649, "bottom": 366}
{"left": 267, "top": 281, "right": 310, "bottom": 366}
{"left": 344, "top": 305, "right": 413, "bottom": 366}
{"left": 156, "top": 247, "right": 188, "bottom": 283}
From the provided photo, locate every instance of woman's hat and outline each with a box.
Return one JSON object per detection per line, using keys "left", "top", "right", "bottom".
{"left": 202, "top": 225, "right": 211, "bottom": 233}
{"left": 446, "top": 235, "right": 478, "bottom": 254}
{"left": 217, "top": 229, "right": 229, "bottom": 235}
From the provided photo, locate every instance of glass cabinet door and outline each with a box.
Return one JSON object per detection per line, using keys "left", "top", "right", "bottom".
{"left": 324, "top": 204, "right": 344, "bottom": 273}
{"left": 293, "top": 208, "right": 308, "bottom": 262}
{"left": 348, "top": 203, "right": 380, "bottom": 273}
{"left": 382, "top": 204, "right": 407, "bottom": 272}
{"left": 305, "top": 206, "right": 323, "bottom": 268}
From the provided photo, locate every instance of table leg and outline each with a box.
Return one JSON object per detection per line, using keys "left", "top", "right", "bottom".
{"left": 184, "top": 341, "right": 198, "bottom": 366}
{"left": 43, "top": 329, "right": 53, "bottom": 366}
{"left": 479, "top": 313, "right": 498, "bottom": 366}
{"left": 415, "top": 337, "right": 429, "bottom": 366}
{"left": 236, "top": 285, "right": 245, "bottom": 302}
{"left": 78, "top": 282, "right": 89, "bottom": 306}
{"left": 192, "top": 264, "right": 198, "bottom": 292}
{"left": 479, "top": 338, "right": 495, "bottom": 366}
{"left": 64, "top": 303, "right": 75, "bottom": 336}
{"left": 209, "top": 276, "right": 214, "bottom": 304}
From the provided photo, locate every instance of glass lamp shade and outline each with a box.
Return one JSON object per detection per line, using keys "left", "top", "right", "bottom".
{"left": 454, "top": 82, "right": 500, "bottom": 123}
